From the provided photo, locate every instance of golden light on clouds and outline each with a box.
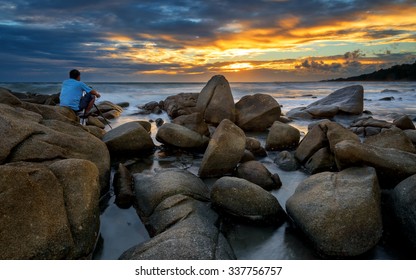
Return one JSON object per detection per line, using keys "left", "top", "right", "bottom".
{"left": 139, "top": 69, "right": 179, "bottom": 75}
{"left": 98, "top": 2, "right": 416, "bottom": 80}
{"left": 363, "top": 5, "right": 416, "bottom": 27}
{"left": 290, "top": 5, "right": 416, "bottom": 43}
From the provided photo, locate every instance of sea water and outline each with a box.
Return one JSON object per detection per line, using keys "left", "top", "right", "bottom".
{"left": 3, "top": 80, "right": 415, "bottom": 130}
{"left": 2, "top": 81, "right": 416, "bottom": 260}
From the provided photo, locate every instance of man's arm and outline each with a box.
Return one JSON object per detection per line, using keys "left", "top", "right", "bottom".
{"left": 81, "top": 82, "right": 101, "bottom": 98}
{"left": 90, "top": 89, "right": 101, "bottom": 98}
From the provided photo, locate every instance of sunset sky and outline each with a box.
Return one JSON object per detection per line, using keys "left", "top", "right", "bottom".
{"left": 1, "top": 0, "right": 415, "bottom": 82}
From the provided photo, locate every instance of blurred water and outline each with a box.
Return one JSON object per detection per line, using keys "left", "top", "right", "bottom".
{"left": 2, "top": 81, "right": 415, "bottom": 119}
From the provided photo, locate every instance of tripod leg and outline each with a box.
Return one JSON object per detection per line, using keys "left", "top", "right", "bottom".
{"left": 93, "top": 104, "right": 112, "bottom": 129}
{"left": 82, "top": 109, "right": 86, "bottom": 125}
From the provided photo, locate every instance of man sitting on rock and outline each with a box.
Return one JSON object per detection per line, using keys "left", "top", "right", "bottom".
{"left": 59, "top": 69, "right": 101, "bottom": 115}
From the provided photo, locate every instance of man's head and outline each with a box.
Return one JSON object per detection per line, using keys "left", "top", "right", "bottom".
{"left": 69, "top": 69, "right": 81, "bottom": 80}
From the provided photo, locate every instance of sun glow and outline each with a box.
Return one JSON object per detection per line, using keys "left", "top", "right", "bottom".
{"left": 222, "top": 63, "right": 255, "bottom": 72}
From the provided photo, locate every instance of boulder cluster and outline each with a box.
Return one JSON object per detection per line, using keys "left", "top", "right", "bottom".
{"left": 109, "top": 75, "right": 287, "bottom": 259}
{"left": 1, "top": 74, "right": 416, "bottom": 259}
{"left": 115, "top": 75, "right": 416, "bottom": 258}
{"left": 0, "top": 87, "right": 111, "bottom": 259}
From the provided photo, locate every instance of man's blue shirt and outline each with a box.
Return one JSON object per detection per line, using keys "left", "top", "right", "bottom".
{"left": 60, "top": 79, "right": 92, "bottom": 111}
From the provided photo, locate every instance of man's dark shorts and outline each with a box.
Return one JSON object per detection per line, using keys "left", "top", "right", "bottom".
{"left": 79, "top": 92, "right": 94, "bottom": 110}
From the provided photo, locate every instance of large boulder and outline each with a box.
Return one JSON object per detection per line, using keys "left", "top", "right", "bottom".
{"left": 156, "top": 122, "right": 209, "bottom": 149}
{"left": 146, "top": 194, "right": 214, "bottom": 237}
{"left": 334, "top": 140, "right": 416, "bottom": 188}
{"left": 393, "top": 115, "right": 415, "bottom": 130}
{"left": 0, "top": 103, "right": 43, "bottom": 164}
{"left": 285, "top": 107, "right": 313, "bottom": 120}
{"left": 172, "top": 112, "right": 209, "bottom": 136}
{"left": 325, "top": 121, "right": 360, "bottom": 152}
{"left": 102, "top": 109, "right": 121, "bottom": 120}
{"left": 286, "top": 167, "right": 382, "bottom": 257}
{"left": 86, "top": 116, "right": 105, "bottom": 129}
{"left": 286, "top": 85, "right": 364, "bottom": 119}
{"left": 0, "top": 103, "right": 110, "bottom": 193}
{"left": 295, "top": 121, "right": 329, "bottom": 164}
{"left": 305, "top": 105, "right": 339, "bottom": 118}
{"left": 162, "top": 92, "right": 199, "bottom": 118}
{"left": 304, "top": 147, "right": 336, "bottom": 174}
{"left": 306, "top": 85, "right": 364, "bottom": 115}
{"left": 133, "top": 169, "right": 210, "bottom": 219}
{"left": 48, "top": 159, "right": 101, "bottom": 259}
{"left": 0, "top": 163, "right": 73, "bottom": 259}
{"left": 198, "top": 119, "right": 246, "bottom": 177}
{"left": 265, "top": 121, "right": 300, "bottom": 150}
{"left": 1, "top": 88, "right": 78, "bottom": 124}
{"left": 84, "top": 125, "right": 106, "bottom": 139}
{"left": 102, "top": 121, "right": 155, "bottom": 155}
{"left": 211, "top": 176, "right": 286, "bottom": 225}
{"left": 0, "top": 160, "right": 101, "bottom": 259}
{"left": 91, "top": 100, "right": 124, "bottom": 115}
{"left": 391, "top": 174, "right": 416, "bottom": 248}
{"left": 0, "top": 87, "right": 23, "bottom": 106}
{"left": 119, "top": 212, "right": 235, "bottom": 260}
{"left": 26, "top": 103, "right": 79, "bottom": 123}
{"left": 363, "top": 128, "right": 415, "bottom": 153}
{"left": 80, "top": 101, "right": 124, "bottom": 122}
{"left": 123, "top": 169, "right": 235, "bottom": 260}
{"left": 235, "top": 93, "right": 281, "bottom": 131}
{"left": 404, "top": 130, "right": 416, "bottom": 145}
{"left": 0, "top": 91, "right": 120, "bottom": 259}
{"left": 196, "top": 75, "right": 235, "bottom": 125}
{"left": 235, "top": 160, "right": 282, "bottom": 190}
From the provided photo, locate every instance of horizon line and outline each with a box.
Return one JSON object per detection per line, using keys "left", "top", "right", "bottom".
{"left": 1, "top": 80, "right": 414, "bottom": 84}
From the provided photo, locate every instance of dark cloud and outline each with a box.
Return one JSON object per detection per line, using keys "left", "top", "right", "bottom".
{"left": 295, "top": 59, "right": 343, "bottom": 72}
{"left": 344, "top": 49, "right": 365, "bottom": 60}
{"left": 3, "top": 0, "right": 406, "bottom": 41}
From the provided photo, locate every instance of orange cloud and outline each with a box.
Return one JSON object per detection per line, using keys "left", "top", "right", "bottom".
{"left": 99, "top": 2, "right": 415, "bottom": 81}
{"left": 213, "top": 4, "right": 416, "bottom": 50}
{"left": 289, "top": 5, "right": 416, "bottom": 44}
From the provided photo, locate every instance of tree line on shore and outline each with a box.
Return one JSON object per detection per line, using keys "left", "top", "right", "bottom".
{"left": 325, "top": 61, "right": 416, "bottom": 82}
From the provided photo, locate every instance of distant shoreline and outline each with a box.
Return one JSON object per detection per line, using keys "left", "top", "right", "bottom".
{"left": 322, "top": 61, "right": 416, "bottom": 82}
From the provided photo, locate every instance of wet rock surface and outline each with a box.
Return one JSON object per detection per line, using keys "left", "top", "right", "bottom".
{"left": 286, "top": 167, "right": 382, "bottom": 257}
{"left": 286, "top": 85, "right": 364, "bottom": 119}
{"left": 119, "top": 169, "right": 235, "bottom": 259}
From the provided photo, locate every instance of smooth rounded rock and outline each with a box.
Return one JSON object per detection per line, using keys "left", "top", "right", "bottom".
{"left": 211, "top": 176, "right": 286, "bottom": 225}
{"left": 286, "top": 167, "right": 382, "bottom": 257}
{"left": 198, "top": 119, "right": 246, "bottom": 178}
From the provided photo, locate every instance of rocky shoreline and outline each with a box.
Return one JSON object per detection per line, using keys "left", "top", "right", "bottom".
{"left": 1, "top": 75, "right": 415, "bottom": 259}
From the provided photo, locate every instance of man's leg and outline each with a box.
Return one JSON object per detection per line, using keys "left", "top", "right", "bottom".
{"left": 85, "top": 97, "right": 96, "bottom": 114}
{"left": 79, "top": 92, "right": 96, "bottom": 115}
